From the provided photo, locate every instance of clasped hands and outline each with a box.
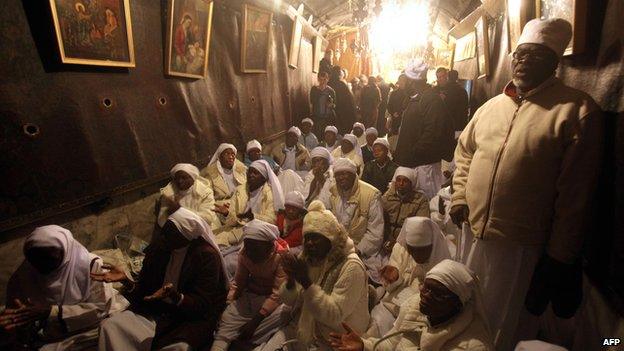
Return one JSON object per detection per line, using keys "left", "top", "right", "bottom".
{"left": 281, "top": 253, "right": 311, "bottom": 289}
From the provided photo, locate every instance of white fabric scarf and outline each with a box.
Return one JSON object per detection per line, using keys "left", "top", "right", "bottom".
{"left": 209, "top": 143, "right": 239, "bottom": 193}
{"left": 247, "top": 159, "right": 285, "bottom": 212}
{"left": 396, "top": 217, "right": 452, "bottom": 266}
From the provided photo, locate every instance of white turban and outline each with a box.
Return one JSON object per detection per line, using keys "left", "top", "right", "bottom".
{"left": 288, "top": 126, "right": 302, "bottom": 137}
{"left": 208, "top": 143, "right": 237, "bottom": 166}
{"left": 301, "top": 118, "right": 314, "bottom": 126}
{"left": 365, "top": 127, "right": 378, "bottom": 136}
{"left": 342, "top": 134, "right": 358, "bottom": 148}
{"left": 392, "top": 167, "right": 419, "bottom": 191}
{"left": 396, "top": 216, "right": 451, "bottom": 261}
{"left": 243, "top": 219, "right": 279, "bottom": 242}
{"left": 373, "top": 138, "right": 390, "bottom": 151}
{"left": 249, "top": 159, "right": 285, "bottom": 211}
{"left": 310, "top": 146, "right": 333, "bottom": 164}
{"left": 246, "top": 139, "right": 262, "bottom": 152}
{"left": 517, "top": 18, "right": 572, "bottom": 57}
{"left": 284, "top": 191, "right": 305, "bottom": 209}
{"left": 333, "top": 157, "right": 357, "bottom": 174}
{"left": 405, "top": 58, "right": 428, "bottom": 81}
{"left": 352, "top": 122, "right": 365, "bottom": 131}
{"left": 170, "top": 163, "right": 200, "bottom": 180}
{"left": 324, "top": 125, "right": 338, "bottom": 135}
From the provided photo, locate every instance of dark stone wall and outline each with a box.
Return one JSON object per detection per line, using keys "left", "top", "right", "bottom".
{"left": 0, "top": 0, "right": 315, "bottom": 231}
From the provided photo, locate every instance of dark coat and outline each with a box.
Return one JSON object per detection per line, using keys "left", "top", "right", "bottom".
{"left": 393, "top": 87, "right": 455, "bottom": 167}
{"left": 328, "top": 78, "right": 357, "bottom": 135}
{"left": 443, "top": 82, "right": 470, "bottom": 131}
{"left": 129, "top": 239, "right": 228, "bottom": 350}
{"left": 386, "top": 88, "right": 408, "bottom": 135}
{"left": 361, "top": 159, "right": 398, "bottom": 195}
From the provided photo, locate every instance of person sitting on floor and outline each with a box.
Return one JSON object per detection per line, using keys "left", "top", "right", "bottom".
{"left": 351, "top": 122, "right": 367, "bottom": 146}
{"left": 331, "top": 134, "right": 364, "bottom": 174}
{"left": 1, "top": 226, "right": 129, "bottom": 350}
{"left": 158, "top": 163, "right": 220, "bottom": 230}
{"left": 211, "top": 220, "right": 288, "bottom": 351}
{"left": 326, "top": 158, "right": 385, "bottom": 284}
{"left": 361, "top": 127, "right": 378, "bottom": 164}
{"left": 330, "top": 259, "right": 494, "bottom": 351}
{"left": 201, "top": 143, "right": 247, "bottom": 224}
{"left": 298, "top": 118, "right": 319, "bottom": 151}
{"left": 361, "top": 138, "right": 398, "bottom": 195}
{"left": 97, "top": 208, "right": 229, "bottom": 351}
{"left": 255, "top": 201, "right": 369, "bottom": 351}
{"left": 367, "top": 216, "right": 451, "bottom": 337}
{"left": 302, "top": 147, "right": 334, "bottom": 206}
{"left": 381, "top": 167, "right": 430, "bottom": 254}
{"left": 244, "top": 140, "right": 278, "bottom": 171}
{"left": 270, "top": 127, "right": 311, "bottom": 172}
{"left": 319, "top": 125, "right": 341, "bottom": 153}
{"left": 276, "top": 191, "right": 307, "bottom": 252}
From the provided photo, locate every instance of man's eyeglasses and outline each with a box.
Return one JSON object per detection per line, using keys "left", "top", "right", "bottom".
{"left": 512, "top": 50, "right": 549, "bottom": 62}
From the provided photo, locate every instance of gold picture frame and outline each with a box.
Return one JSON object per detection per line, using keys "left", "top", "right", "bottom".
{"left": 165, "top": 0, "right": 214, "bottom": 79}
{"left": 288, "top": 17, "right": 304, "bottom": 69}
{"left": 535, "top": 0, "right": 587, "bottom": 56}
{"left": 49, "top": 0, "right": 135, "bottom": 67}
{"left": 476, "top": 15, "right": 490, "bottom": 78}
{"left": 241, "top": 4, "right": 273, "bottom": 73}
{"left": 507, "top": 0, "right": 533, "bottom": 53}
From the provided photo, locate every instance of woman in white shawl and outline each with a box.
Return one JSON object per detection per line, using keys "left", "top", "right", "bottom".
{"left": 331, "top": 259, "right": 494, "bottom": 351}
{"left": 97, "top": 208, "right": 229, "bottom": 351}
{"left": 367, "top": 216, "right": 452, "bottom": 337}
{"left": 158, "top": 163, "right": 220, "bottom": 229}
{"left": 331, "top": 133, "right": 364, "bottom": 174}
{"left": 2, "top": 226, "right": 129, "bottom": 350}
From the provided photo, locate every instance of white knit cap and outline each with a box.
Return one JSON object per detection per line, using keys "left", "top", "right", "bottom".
{"left": 243, "top": 219, "right": 279, "bottom": 242}
{"left": 365, "top": 127, "right": 378, "bottom": 136}
{"left": 301, "top": 118, "right": 314, "bottom": 126}
{"left": 372, "top": 138, "right": 390, "bottom": 150}
{"left": 170, "top": 163, "right": 200, "bottom": 180}
{"left": 303, "top": 200, "right": 347, "bottom": 244}
{"left": 352, "top": 122, "right": 365, "bottom": 131}
{"left": 405, "top": 58, "right": 428, "bottom": 80}
{"left": 342, "top": 134, "right": 358, "bottom": 148}
{"left": 284, "top": 191, "right": 305, "bottom": 209}
{"left": 333, "top": 157, "right": 357, "bottom": 174}
{"left": 246, "top": 139, "right": 262, "bottom": 152}
{"left": 517, "top": 18, "right": 572, "bottom": 57}
{"left": 288, "top": 126, "right": 302, "bottom": 137}
{"left": 310, "top": 146, "right": 333, "bottom": 165}
{"left": 325, "top": 125, "right": 338, "bottom": 134}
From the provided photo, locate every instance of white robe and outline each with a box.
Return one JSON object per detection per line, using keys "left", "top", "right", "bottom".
{"left": 415, "top": 161, "right": 444, "bottom": 200}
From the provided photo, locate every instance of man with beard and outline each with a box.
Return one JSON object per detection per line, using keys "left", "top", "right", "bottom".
{"left": 450, "top": 18, "right": 603, "bottom": 350}
{"left": 255, "top": 200, "right": 369, "bottom": 351}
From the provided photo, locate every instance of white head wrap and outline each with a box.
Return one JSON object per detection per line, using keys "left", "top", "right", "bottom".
{"left": 333, "top": 157, "right": 357, "bottom": 174}
{"left": 208, "top": 143, "right": 237, "bottom": 166}
{"left": 396, "top": 216, "right": 451, "bottom": 261}
{"left": 243, "top": 219, "right": 279, "bottom": 242}
{"left": 285, "top": 191, "right": 305, "bottom": 209}
{"left": 352, "top": 122, "right": 365, "bottom": 132}
{"left": 249, "top": 159, "right": 285, "bottom": 211}
{"left": 342, "top": 134, "right": 358, "bottom": 148}
{"left": 365, "top": 127, "right": 378, "bottom": 136}
{"left": 168, "top": 208, "right": 229, "bottom": 285}
{"left": 425, "top": 259, "right": 491, "bottom": 337}
{"left": 288, "top": 126, "right": 302, "bottom": 137}
{"left": 246, "top": 139, "right": 262, "bottom": 152}
{"left": 324, "top": 125, "right": 338, "bottom": 135}
{"left": 392, "top": 166, "right": 419, "bottom": 191}
{"left": 514, "top": 341, "right": 568, "bottom": 351}
{"left": 170, "top": 163, "right": 200, "bottom": 180}
{"left": 301, "top": 118, "right": 314, "bottom": 126}
{"left": 18, "top": 225, "right": 92, "bottom": 305}
{"left": 405, "top": 58, "right": 428, "bottom": 81}
{"left": 517, "top": 18, "right": 572, "bottom": 57}
{"left": 310, "top": 146, "right": 333, "bottom": 164}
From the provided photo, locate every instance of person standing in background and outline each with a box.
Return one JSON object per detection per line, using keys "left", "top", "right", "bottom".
{"left": 329, "top": 65, "right": 358, "bottom": 135}
{"left": 376, "top": 76, "right": 391, "bottom": 136}
{"left": 309, "top": 71, "right": 336, "bottom": 137}
{"left": 360, "top": 76, "right": 382, "bottom": 128}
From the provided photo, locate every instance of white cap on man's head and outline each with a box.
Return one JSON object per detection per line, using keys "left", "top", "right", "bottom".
{"left": 325, "top": 125, "right": 338, "bottom": 134}
{"left": 246, "top": 139, "right": 262, "bottom": 152}
{"left": 517, "top": 18, "right": 572, "bottom": 57}
{"left": 333, "top": 157, "right": 357, "bottom": 174}
{"left": 288, "top": 126, "right": 302, "bottom": 137}
{"left": 352, "top": 122, "right": 365, "bottom": 131}
{"left": 365, "top": 127, "right": 378, "bottom": 136}
{"left": 405, "top": 58, "right": 428, "bottom": 81}
{"left": 301, "top": 118, "right": 314, "bottom": 126}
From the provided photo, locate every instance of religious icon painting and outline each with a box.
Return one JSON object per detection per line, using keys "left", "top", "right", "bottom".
{"left": 165, "top": 0, "right": 214, "bottom": 78}
{"left": 536, "top": 0, "right": 587, "bottom": 55}
{"left": 241, "top": 4, "right": 273, "bottom": 73}
{"left": 476, "top": 16, "right": 490, "bottom": 78}
{"left": 49, "top": 0, "right": 135, "bottom": 67}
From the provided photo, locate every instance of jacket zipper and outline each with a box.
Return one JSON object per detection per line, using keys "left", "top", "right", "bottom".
{"left": 480, "top": 100, "right": 523, "bottom": 237}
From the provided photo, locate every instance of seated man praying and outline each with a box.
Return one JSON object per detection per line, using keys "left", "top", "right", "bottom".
{"left": 97, "top": 208, "right": 229, "bottom": 351}
{"left": 360, "top": 127, "right": 378, "bottom": 164}
{"left": 158, "top": 163, "right": 219, "bottom": 230}
{"left": 211, "top": 220, "right": 287, "bottom": 351}
{"left": 302, "top": 147, "right": 334, "bottom": 206}
{"left": 367, "top": 216, "right": 451, "bottom": 337}
{"left": 201, "top": 143, "right": 247, "bottom": 224}
{"left": 2, "top": 226, "right": 129, "bottom": 350}
{"left": 298, "top": 118, "right": 319, "bottom": 150}
{"left": 330, "top": 259, "right": 494, "bottom": 351}
{"left": 270, "top": 126, "right": 310, "bottom": 172}
{"left": 276, "top": 191, "right": 307, "bottom": 252}
{"left": 331, "top": 134, "right": 364, "bottom": 174}
{"left": 244, "top": 139, "right": 278, "bottom": 171}
{"left": 361, "top": 138, "right": 398, "bottom": 195}
{"left": 351, "top": 122, "right": 366, "bottom": 146}
{"left": 319, "top": 125, "right": 341, "bottom": 153}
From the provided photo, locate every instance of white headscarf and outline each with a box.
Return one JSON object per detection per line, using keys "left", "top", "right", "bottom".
{"left": 396, "top": 217, "right": 451, "bottom": 263}
{"left": 288, "top": 126, "right": 302, "bottom": 138}
{"left": 373, "top": 138, "right": 392, "bottom": 159}
{"left": 208, "top": 143, "right": 237, "bottom": 167}
{"left": 285, "top": 191, "right": 305, "bottom": 209}
{"left": 333, "top": 157, "right": 358, "bottom": 174}
{"left": 341, "top": 134, "right": 362, "bottom": 156}
{"left": 425, "top": 259, "right": 491, "bottom": 337}
{"left": 243, "top": 219, "right": 279, "bottom": 242}
{"left": 517, "top": 18, "right": 572, "bottom": 57}
{"left": 18, "top": 225, "right": 92, "bottom": 305}
{"left": 392, "top": 166, "right": 420, "bottom": 191}
{"left": 310, "top": 146, "right": 333, "bottom": 164}
{"left": 324, "top": 125, "right": 338, "bottom": 135}
{"left": 249, "top": 159, "right": 285, "bottom": 211}
{"left": 365, "top": 127, "right": 378, "bottom": 136}
{"left": 246, "top": 139, "right": 262, "bottom": 152}
{"left": 168, "top": 208, "right": 229, "bottom": 285}
{"left": 301, "top": 118, "right": 314, "bottom": 126}
{"left": 352, "top": 122, "right": 365, "bottom": 133}
{"left": 170, "top": 163, "right": 200, "bottom": 180}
